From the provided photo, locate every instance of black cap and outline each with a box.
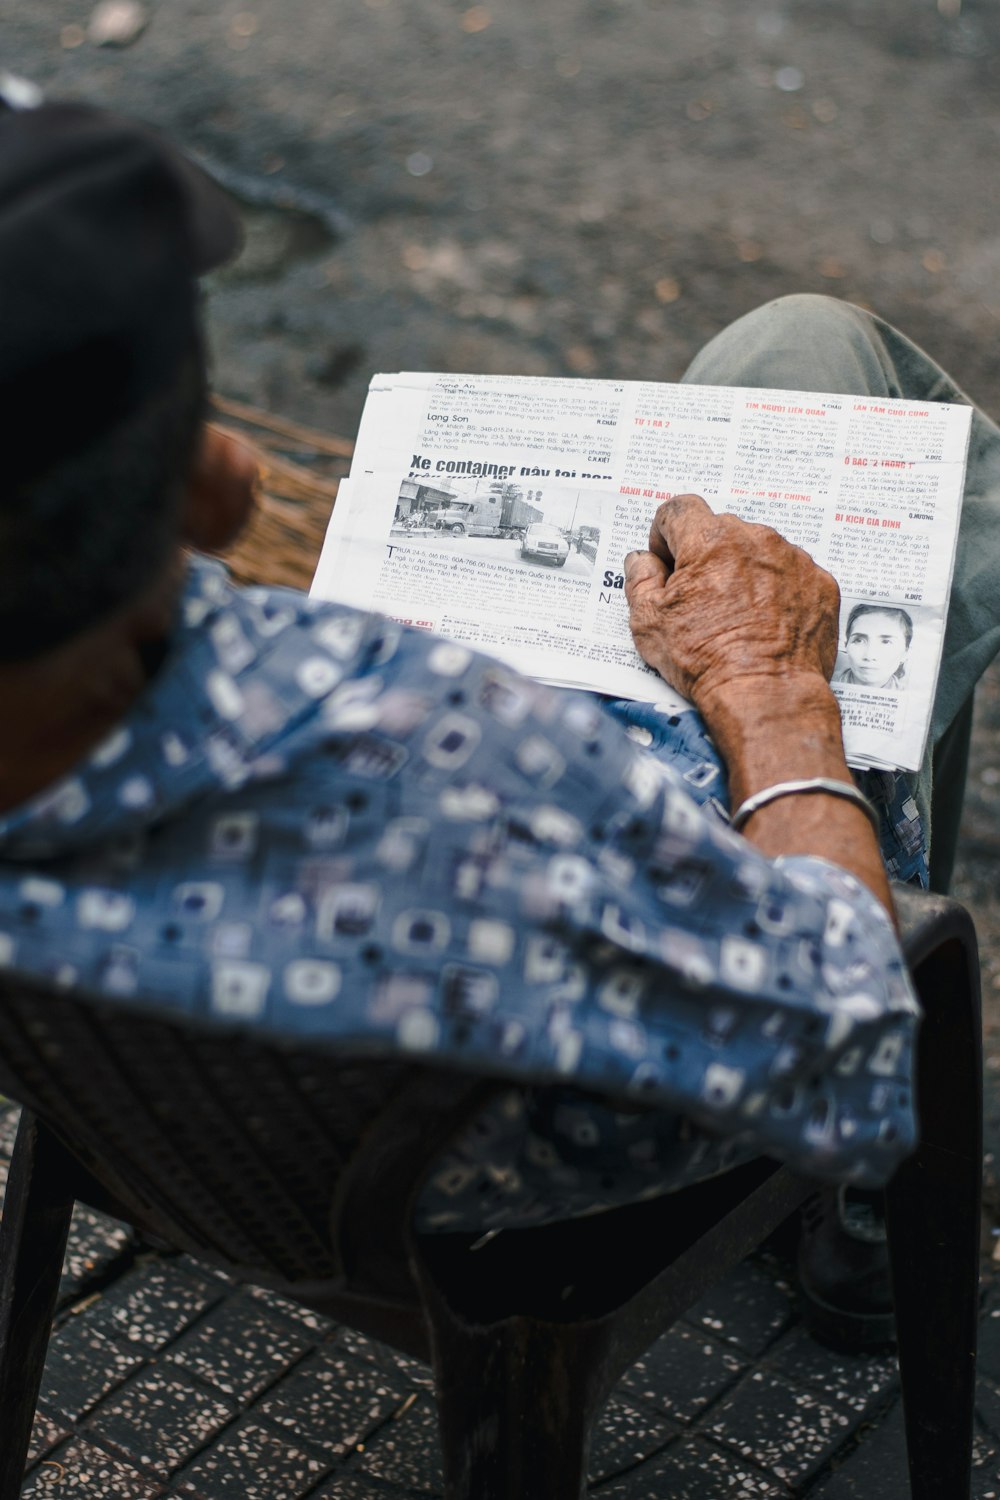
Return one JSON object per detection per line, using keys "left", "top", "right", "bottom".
{"left": 0, "top": 87, "right": 242, "bottom": 487}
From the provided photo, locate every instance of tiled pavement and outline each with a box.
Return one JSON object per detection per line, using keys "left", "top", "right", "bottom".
{"left": 5, "top": 1103, "right": 1000, "bottom": 1500}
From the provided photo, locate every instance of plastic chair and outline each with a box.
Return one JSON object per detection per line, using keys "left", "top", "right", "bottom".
{"left": 0, "top": 885, "right": 981, "bottom": 1499}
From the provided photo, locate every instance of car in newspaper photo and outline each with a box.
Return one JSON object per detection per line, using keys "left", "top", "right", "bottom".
{"left": 520, "top": 522, "right": 570, "bottom": 566}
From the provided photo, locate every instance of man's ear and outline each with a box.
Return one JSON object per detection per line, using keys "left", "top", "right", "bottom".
{"left": 180, "top": 424, "right": 260, "bottom": 552}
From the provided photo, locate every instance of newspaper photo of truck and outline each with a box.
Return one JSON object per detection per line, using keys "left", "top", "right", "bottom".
{"left": 424, "top": 491, "right": 544, "bottom": 537}
{"left": 387, "top": 474, "right": 602, "bottom": 580}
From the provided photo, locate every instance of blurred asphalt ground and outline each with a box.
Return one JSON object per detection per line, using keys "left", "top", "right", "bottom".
{"left": 5, "top": 0, "right": 1000, "bottom": 1493}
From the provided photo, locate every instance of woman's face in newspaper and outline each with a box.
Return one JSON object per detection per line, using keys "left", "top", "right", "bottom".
{"left": 845, "top": 610, "right": 909, "bottom": 687}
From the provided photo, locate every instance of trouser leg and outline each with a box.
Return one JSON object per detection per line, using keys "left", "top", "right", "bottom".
{"left": 926, "top": 696, "right": 974, "bottom": 893}
{"left": 682, "top": 294, "right": 1000, "bottom": 887}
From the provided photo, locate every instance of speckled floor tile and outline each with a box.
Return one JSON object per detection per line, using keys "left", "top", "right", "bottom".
{"left": 256, "top": 1348, "right": 406, "bottom": 1454}
{"left": 975, "top": 1465, "right": 1000, "bottom": 1498}
{"left": 973, "top": 1433, "right": 1000, "bottom": 1498}
{"left": 173, "top": 1255, "right": 235, "bottom": 1287}
{"left": 244, "top": 1283, "right": 337, "bottom": 1337}
{"left": 37, "top": 1320, "right": 144, "bottom": 1424}
{"left": 59, "top": 1207, "right": 133, "bottom": 1303}
{"left": 619, "top": 1322, "right": 748, "bottom": 1422}
{"left": 171, "top": 1419, "right": 332, "bottom": 1499}
{"left": 26, "top": 1410, "right": 72, "bottom": 1468}
{"left": 806, "top": 1401, "right": 906, "bottom": 1498}
{"left": 808, "top": 1379, "right": 994, "bottom": 1499}
{"left": 83, "top": 1261, "right": 225, "bottom": 1351}
{"left": 972, "top": 1378, "right": 1000, "bottom": 1464}
{"left": 765, "top": 1327, "right": 897, "bottom": 1415}
{"left": 19, "top": 1439, "right": 162, "bottom": 1498}
{"left": 354, "top": 1392, "right": 442, "bottom": 1492}
{"left": 589, "top": 1395, "right": 678, "bottom": 1483}
{"left": 334, "top": 1325, "right": 434, "bottom": 1391}
{"left": 684, "top": 1260, "right": 796, "bottom": 1359}
{"left": 86, "top": 1366, "right": 235, "bottom": 1473}
{"left": 166, "top": 1288, "right": 312, "bottom": 1399}
{"left": 592, "top": 1436, "right": 785, "bottom": 1498}
{"left": 312, "top": 1477, "right": 412, "bottom": 1499}
{"left": 705, "top": 1368, "right": 852, "bottom": 1484}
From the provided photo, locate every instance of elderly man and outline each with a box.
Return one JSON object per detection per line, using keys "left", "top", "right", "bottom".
{"left": 0, "top": 89, "right": 988, "bottom": 1350}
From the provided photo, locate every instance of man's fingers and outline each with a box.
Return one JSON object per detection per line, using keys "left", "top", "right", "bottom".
{"left": 648, "top": 493, "right": 716, "bottom": 569}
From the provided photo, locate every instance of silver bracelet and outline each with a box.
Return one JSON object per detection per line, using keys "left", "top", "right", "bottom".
{"left": 729, "top": 777, "right": 880, "bottom": 836}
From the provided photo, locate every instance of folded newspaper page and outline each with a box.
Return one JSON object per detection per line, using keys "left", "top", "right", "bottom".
{"left": 311, "top": 373, "right": 973, "bottom": 773}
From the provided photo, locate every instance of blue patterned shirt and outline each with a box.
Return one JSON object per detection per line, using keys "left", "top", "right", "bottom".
{"left": 0, "top": 558, "right": 919, "bottom": 1230}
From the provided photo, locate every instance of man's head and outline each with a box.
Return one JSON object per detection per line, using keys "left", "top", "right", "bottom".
{"left": 843, "top": 603, "right": 913, "bottom": 687}
{"left": 0, "top": 87, "right": 243, "bottom": 661}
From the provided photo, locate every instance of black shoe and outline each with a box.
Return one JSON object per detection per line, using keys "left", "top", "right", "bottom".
{"left": 796, "top": 1186, "right": 896, "bottom": 1353}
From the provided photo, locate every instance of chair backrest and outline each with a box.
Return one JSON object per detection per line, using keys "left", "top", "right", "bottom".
{"left": 0, "top": 975, "right": 493, "bottom": 1318}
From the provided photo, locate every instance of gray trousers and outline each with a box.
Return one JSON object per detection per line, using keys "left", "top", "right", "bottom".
{"left": 681, "top": 294, "right": 1000, "bottom": 891}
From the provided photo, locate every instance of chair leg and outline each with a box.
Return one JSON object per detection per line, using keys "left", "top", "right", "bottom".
{"left": 885, "top": 936, "right": 981, "bottom": 1500}
{"left": 414, "top": 1253, "right": 609, "bottom": 1500}
{"left": 0, "top": 1112, "right": 76, "bottom": 1500}
{"left": 429, "top": 1309, "right": 606, "bottom": 1500}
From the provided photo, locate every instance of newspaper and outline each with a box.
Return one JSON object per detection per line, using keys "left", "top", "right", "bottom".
{"left": 311, "top": 373, "right": 973, "bottom": 773}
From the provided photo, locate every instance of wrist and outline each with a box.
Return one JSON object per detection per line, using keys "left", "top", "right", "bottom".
{"left": 730, "top": 777, "right": 880, "bottom": 836}
{"left": 696, "top": 671, "right": 850, "bottom": 809}
{"left": 695, "top": 669, "right": 893, "bottom": 918}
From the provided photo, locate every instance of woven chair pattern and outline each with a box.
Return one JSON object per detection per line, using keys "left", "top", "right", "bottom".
{"left": 0, "top": 982, "right": 416, "bottom": 1281}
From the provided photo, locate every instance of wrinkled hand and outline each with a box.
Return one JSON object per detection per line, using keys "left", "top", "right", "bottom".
{"left": 623, "top": 494, "right": 840, "bottom": 708}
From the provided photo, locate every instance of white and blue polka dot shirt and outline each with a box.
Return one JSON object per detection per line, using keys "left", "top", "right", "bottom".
{"left": 0, "top": 558, "right": 919, "bottom": 1230}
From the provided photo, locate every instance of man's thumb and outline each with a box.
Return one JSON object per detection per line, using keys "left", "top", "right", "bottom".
{"left": 623, "top": 548, "right": 667, "bottom": 599}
